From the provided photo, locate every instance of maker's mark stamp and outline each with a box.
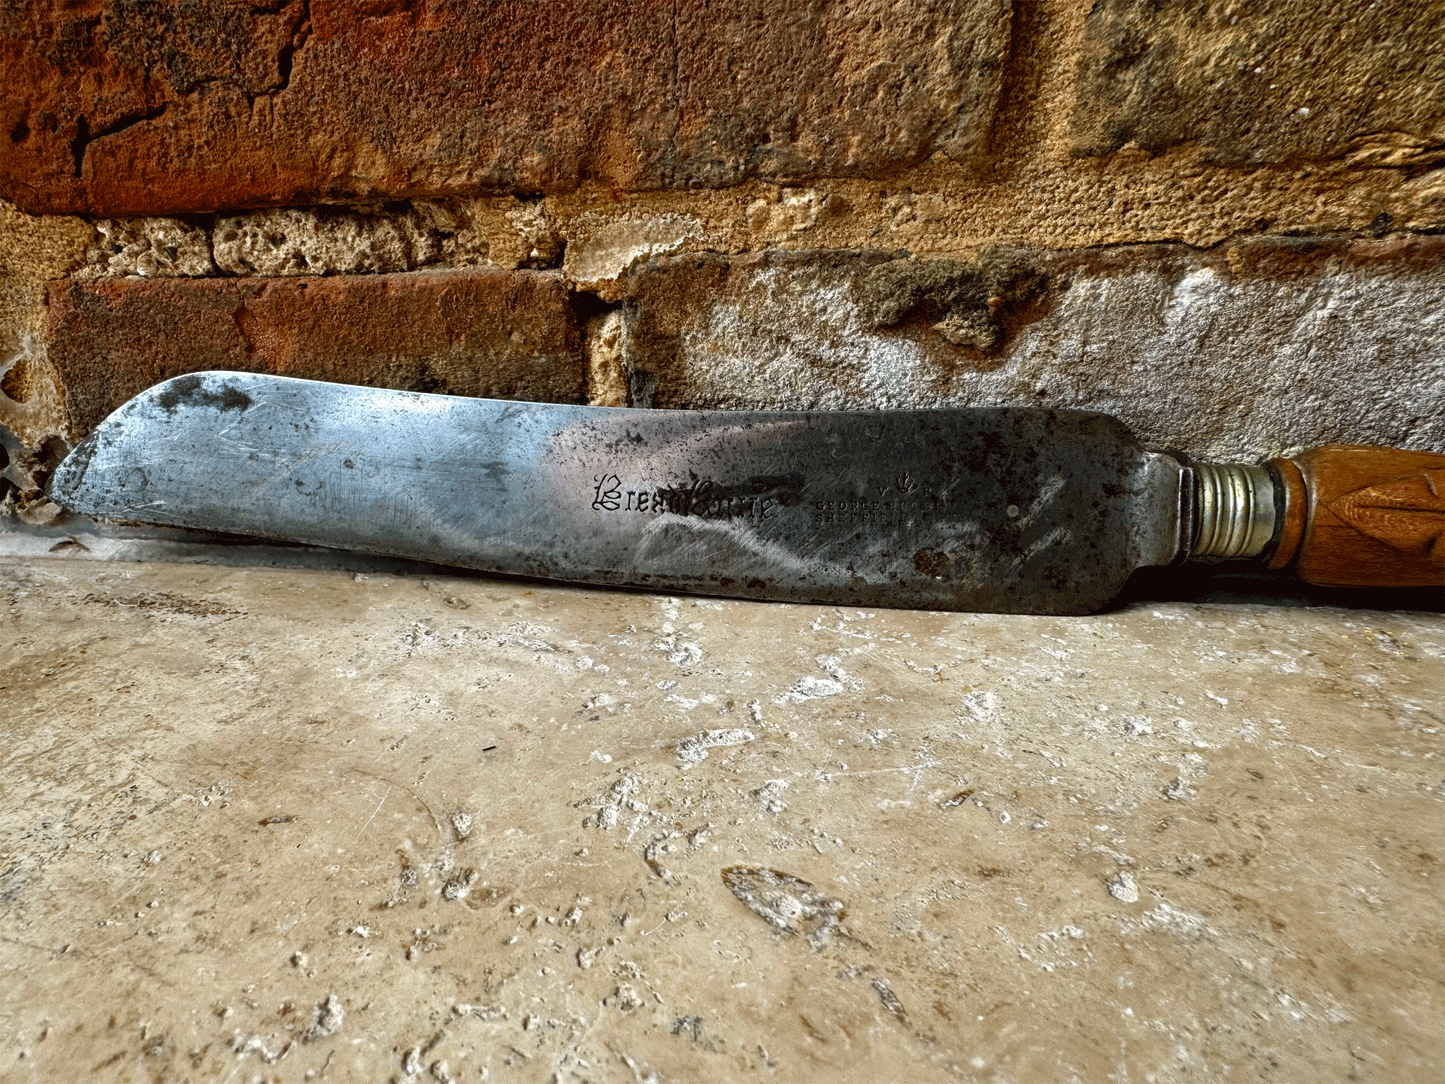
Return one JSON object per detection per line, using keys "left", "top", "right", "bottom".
{"left": 592, "top": 469, "right": 801, "bottom": 521}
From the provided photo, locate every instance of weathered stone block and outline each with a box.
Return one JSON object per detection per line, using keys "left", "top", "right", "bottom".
{"left": 622, "top": 240, "right": 1445, "bottom": 459}
{"left": 211, "top": 205, "right": 458, "bottom": 277}
{"left": 1, "top": 0, "right": 1010, "bottom": 216}
{"left": 1072, "top": 0, "right": 1445, "bottom": 167}
{"left": 78, "top": 217, "right": 217, "bottom": 279}
{"left": 46, "top": 270, "right": 582, "bottom": 436}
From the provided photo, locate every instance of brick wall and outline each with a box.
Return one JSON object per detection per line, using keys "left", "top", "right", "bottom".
{"left": 2, "top": 0, "right": 1442, "bottom": 518}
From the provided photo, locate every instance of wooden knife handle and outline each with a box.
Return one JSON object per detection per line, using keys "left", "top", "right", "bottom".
{"left": 1264, "top": 446, "right": 1445, "bottom": 588}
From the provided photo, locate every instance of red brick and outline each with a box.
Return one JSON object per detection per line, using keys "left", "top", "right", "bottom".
{"left": 2, "top": 0, "right": 1010, "bottom": 216}
{"left": 46, "top": 270, "right": 583, "bottom": 436}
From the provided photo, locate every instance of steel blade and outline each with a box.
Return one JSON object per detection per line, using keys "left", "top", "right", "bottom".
{"left": 48, "top": 371, "right": 1183, "bottom": 613}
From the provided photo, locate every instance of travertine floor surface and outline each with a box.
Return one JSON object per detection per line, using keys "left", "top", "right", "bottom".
{"left": 1, "top": 560, "right": 1440, "bottom": 1083}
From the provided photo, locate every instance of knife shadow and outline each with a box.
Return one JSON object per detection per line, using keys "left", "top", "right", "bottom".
{"left": 1117, "top": 565, "right": 1444, "bottom": 614}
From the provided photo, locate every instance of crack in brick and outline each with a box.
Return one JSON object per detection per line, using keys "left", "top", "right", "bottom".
{"left": 68, "top": 0, "right": 312, "bottom": 179}
{"left": 70, "top": 105, "right": 171, "bottom": 179}
{"left": 241, "top": 0, "right": 312, "bottom": 106}
{"left": 271, "top": 0, "right": 312, "bottom": 98}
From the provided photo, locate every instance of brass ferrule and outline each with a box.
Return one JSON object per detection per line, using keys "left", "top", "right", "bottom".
{"left": 1189, "top": 462, "right": 1277, "bottom": 561}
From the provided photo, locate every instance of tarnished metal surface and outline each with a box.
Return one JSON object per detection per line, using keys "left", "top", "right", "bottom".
{"left": 1191, "top": 462, "right": 1277, "bottom": 560}
{"left": 48, "top": 372, "right": 1184, "bottom": 613}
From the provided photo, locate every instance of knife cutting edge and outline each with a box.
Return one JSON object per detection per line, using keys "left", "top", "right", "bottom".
{"left": 44, "top": 371, "right": 1444, "bottom": 614}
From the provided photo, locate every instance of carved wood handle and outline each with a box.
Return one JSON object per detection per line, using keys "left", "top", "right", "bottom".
{"left": 1266, "top": 446, "right": 1445, "bottom": 588}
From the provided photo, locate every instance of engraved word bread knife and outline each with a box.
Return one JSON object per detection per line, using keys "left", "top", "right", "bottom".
{"left": 46, "top": 372, "right": 1444, "bottom": 614}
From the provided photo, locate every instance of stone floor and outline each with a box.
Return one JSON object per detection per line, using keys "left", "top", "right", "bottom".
{"left": 0, "top": 558, "right": 1440, "bottom": 1083}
